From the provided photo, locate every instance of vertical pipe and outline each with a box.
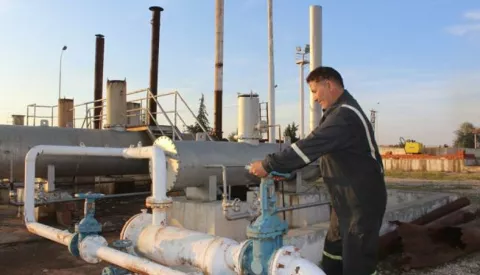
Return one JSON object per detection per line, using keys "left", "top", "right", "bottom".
{"left": 309, "top": 5, "right": 323, "bottom": 132}
{"left": 148, "top": 6, "right": 164, "bottom": 126}
{"left": 267, "top": 0, "right": 276, "bottom": 143}
{"left": 174, "top": 93, "right": 178, "bottom": 140}
{"left": 94, "top": 34, "right": 105, "bottom": 130}
{"left": 299, "top": 59, "right": 305, "bottom": 139}
{"left": 214, "top": 0, "right": 225, "bottom": 140}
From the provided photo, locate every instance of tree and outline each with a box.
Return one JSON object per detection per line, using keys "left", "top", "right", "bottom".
{"left": 453, "top": 122, "right": 478, "bottom": 148}
{"left": 284, "top": 122, "right": 299, "bottom": 143}
{"left": 186, "top": 94, "right": 211, "bottom": 135}
{"left": 227, "top": 130, "right": 238, "bottom": 142}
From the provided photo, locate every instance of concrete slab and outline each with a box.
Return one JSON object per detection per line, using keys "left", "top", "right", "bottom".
{"left": 168, "top": 189, "right": 458, "bottom": 265}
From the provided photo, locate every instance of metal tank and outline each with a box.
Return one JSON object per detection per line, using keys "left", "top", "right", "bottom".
{"left": 0, "top": 125, "right": 151, "bottom": 181}
{"left": 154, "top": 136, "right": 321, "bottom": 191}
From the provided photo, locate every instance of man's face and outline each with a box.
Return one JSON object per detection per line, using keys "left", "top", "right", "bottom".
{"left": 308, "top": 80, "right": 331, "bottom": 109}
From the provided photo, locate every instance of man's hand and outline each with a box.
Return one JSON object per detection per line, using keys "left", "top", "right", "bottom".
{"left": 249, "top": 160, "right": 268, "bottom": 178}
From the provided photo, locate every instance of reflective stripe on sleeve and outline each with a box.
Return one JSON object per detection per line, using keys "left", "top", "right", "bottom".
{"left": 291, "top": 143, "right": 311, "bottom": 164}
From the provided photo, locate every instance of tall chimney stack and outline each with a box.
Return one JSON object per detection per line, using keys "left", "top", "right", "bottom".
{"left": 148, "top": 6, "right": 164, "bottom": 126}
{"left": 94, "top": 34, "right": 105, "bottom": 129}
{"left": 213, "top": 0, "right": 224, "bottom": 140}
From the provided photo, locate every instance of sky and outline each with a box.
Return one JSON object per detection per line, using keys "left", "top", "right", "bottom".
{"left": 0, "top": 0, "right": 479, "bottom": 146}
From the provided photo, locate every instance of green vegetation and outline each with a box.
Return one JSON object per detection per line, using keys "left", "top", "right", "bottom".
{"left": 454, "top": 122, "right": 478, "bottom": 148}
{"left": 186, "top": 93, "right": 212, "bottom": 136}
{"left": 283, "top": 122, "right": 299, "bottom": 143}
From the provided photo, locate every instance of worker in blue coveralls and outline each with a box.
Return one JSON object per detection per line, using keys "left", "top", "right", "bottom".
{"left": 249, "top": 66, "right": 387, "bottom": 275}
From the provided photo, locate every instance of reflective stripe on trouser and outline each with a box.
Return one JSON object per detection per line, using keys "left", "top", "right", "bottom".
{"left": 321, "top": 207, "right": 343, "bottom": 275}
{"left": 321, "top": 206, "right": 380, "bottom": 275}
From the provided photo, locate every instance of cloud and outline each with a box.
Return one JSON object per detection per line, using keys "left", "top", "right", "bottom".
{"left": 446, "top": 10, "right": 480, "bottom": 37}
{"left": 464, "top": 10, "right": 480, "bottom": 21}
{"left": 446, "top": 24, "right": 480, "bottom": 36}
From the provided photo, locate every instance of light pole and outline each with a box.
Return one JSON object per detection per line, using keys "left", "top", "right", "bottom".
{"left": 58, "top": 45, "right": 67, "bottom": 99}
{"left": 296, "top": 44, "right": 310, "bottom": 139}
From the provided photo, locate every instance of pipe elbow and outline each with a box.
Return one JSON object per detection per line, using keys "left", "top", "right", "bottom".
{"left": 25, "top": 145, "right": 45, "bottom": 162}
{"left": 270, "top": 246, "right": 326, "bottom": 275}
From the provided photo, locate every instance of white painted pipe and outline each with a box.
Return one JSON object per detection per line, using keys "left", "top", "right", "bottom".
{"left": 23, "top": 146, "right": 126, "bottom": 245}
{"left": 309, "top": 5, "right": 323, "bottom": 132}
{"left": 24, "top": 145, "right": 181, "bottom": 274}
{"left": 121, "top": 213, "right": 243, "bottom": 275}
{"left": 80, "top": 235, "right": 192, "bottom": 275}
{"left": 136, "top": 225, "right": 241, "bottom": 275}
{"left": 270, "top": 246, "right": 326, "bottom": 275}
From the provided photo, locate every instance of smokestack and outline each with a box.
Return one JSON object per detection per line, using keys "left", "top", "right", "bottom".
{"left": 148, "top": 6, "right": 164, "bottom": 126}
{"left": 213, "top": 0, "right": 224, "bottom": 140}
{"left": 267, "top": 0, "right": 276, "bottom": 143}
{"left": 94, "top": 34, "right": 105, "bottom": 129}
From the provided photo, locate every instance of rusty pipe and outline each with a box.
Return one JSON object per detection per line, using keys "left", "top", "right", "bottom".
{"left": 94, "top": 34, "right": 105, "bottom": 129}
{"left": 378, "top": 197, "right": 470, "bottom": 259}
{"left": 148, "top": 6, "right": 164, "bottom": 126}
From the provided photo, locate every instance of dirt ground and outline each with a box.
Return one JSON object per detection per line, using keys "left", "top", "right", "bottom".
{"left": 1, "top": 177, "right": 480, "bottom": 274}
{"left": 0, "top": 197, "right": 146, "bottom": 275}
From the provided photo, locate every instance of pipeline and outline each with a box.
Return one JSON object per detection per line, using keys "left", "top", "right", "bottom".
{"left": 23, "top": 145, "right": 325, "bottom": 274}
{"left": 378, "top": 197, "right": 471, "bottom": 259}
{"left": 22, "top": 145, "right": 190, "bottom": 275}
{"left": 205, "top": 164, "right": 329, "bottom": 221}
{"left": 10, "top": 191, "right": 150, "bottom": 207}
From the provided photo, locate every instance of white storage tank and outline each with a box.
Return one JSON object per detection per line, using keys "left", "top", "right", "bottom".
{"left": 237, "top": 93, "right": 262, "bottom": 145}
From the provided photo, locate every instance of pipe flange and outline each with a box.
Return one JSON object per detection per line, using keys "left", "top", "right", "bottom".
{"left": 145, "top": 196, "right": 172, "bottom": 209}
{"left": 68, "top": 233, "right": 80, "bottom": 257}
{"left": 269, "top": 246, "right": 301, "bottom": 275}
{"left": 235, "top": 240, "right": 253, "bottom": 274}
{"left": 79, "top": 235, "right": 108, "bottom": 264}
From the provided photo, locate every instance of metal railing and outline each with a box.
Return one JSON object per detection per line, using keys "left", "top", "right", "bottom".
{"left": 23, "top": 89, "right": 212, "bottom": 141}
{"left": 26, "top": 104, "right": 57, "bottom": 126}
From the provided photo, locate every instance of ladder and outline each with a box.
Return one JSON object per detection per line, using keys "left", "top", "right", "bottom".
{"left": 259, "top": 102, "right": 269, "bottom": 140}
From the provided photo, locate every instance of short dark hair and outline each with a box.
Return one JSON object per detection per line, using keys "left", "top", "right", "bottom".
{"left": 306, "top": 66, "right": 344, "bottom": 88}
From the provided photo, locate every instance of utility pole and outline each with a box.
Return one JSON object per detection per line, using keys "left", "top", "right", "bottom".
{"left": 295, "top": 44, "right": 310, "bottom": 139}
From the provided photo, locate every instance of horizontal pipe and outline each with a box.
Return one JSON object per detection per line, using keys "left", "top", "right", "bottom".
{"left": 130, "top": 224, "right": 241, "bottom": 275}
{"left": 378, "top": 197, "right": 470, "bottom": 259}
{"left": 27, "top": 222, "right": 74, "bottom": 246}
{"left": 24, "top": 144, "right": 180, "bottom": 274}
{"left": 223, "top": 201, "right": 331, "bottom": 221}
{"left": 275, "top": 201, "right": 330, "bottom": 213}
{"left": 81, "top": 236, "right": 190, "bottom": 275}
{"left": 10, "top": 191, "right": 151, "bottom": 206}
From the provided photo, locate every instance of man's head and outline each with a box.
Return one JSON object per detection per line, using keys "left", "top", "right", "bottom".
{"left": 306, "top": 66, "right": 344, "bottom": 109}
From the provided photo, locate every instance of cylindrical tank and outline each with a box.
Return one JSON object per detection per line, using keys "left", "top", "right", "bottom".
{"left": 58, "top": 98, "right": 74, "bottom": 128}
{"left": 106, "top": 80, "right": 127, "bottom": 127}
{"left": 11, "top": 115, "right": 25, "bottom": 126}
{"left": 154, "top": 136, "right": 283, "bottom": 191}
{"left": 0, "top": 125, "right": 151, "bottom": 181}
{"left": 237, "top": 93, "right": 261, "bottom": 145}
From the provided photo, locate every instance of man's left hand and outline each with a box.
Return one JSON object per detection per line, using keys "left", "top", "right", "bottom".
{"left": 249, "top": 160, "right": 268, "bottom": 178}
